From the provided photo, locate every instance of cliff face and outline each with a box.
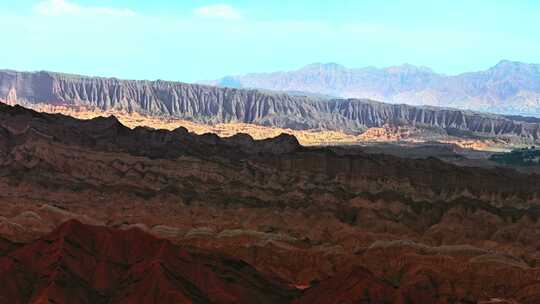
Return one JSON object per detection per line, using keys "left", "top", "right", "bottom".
{"left": 1, "top": 69, "right": 540, "bottom": 142}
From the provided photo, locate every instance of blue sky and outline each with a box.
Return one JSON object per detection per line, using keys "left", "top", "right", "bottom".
{"left": 0, "top": 0, "right": 539, "bottom": 82}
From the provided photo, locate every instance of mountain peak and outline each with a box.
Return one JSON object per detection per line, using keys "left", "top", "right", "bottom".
{"left": 385, "top": 63, "right": 435, "bottom": 74}
{"left": 491, "top": 59, "right": 529, "bottom": 70}
{"left": 495, "top": 59, "right": 518, "bottom": 66}
{"left": 301, "top": 62, "right": 347, "bottom": 71}
{"left": 488, "top": 60, "right": 540, "bottom": 76}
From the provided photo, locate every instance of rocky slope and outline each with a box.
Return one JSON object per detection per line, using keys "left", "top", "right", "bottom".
{"left": 7, "top": 220, "right": 534, "bottom": 304}
{"left": 2, "top": 69, "right": 540, "bottom": 144}
{"left": 1, "top": 103, "right": 540, "bottom": 302}
{"left": 1, "top": 102, "right": 540, "bottom": 205}
{"left": 0, "top": 219, "right": 298, "bottom": 304}
{"left": 207, "top": 60, "right": 540, "bottom": 116}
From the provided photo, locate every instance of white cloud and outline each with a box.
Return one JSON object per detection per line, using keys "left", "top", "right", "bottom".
{"left": 193, "top": 4, "right": 241, "bottom": 20}
{"left": 34, "top": 0, "right": 136, "bottom": 17}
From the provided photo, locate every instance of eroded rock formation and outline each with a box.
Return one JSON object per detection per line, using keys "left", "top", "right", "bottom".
{"left": 0, "top": 220, "right": 298, "bottom": 304}
{"left": 2, "top": 70, "right": 540, "bottom": 143}
{"left": 1, "top": 103, "right": 540, "bottom": 303}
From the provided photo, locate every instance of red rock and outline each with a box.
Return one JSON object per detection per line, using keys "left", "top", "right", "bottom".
{"left": 1, "top": 103, "right": 540, "bottom": 303}
{"left": 294, "top": 267, "right": 399, "bottom": 304}
{"left": 0, "top": 220, "right": 298, "bottom": 304}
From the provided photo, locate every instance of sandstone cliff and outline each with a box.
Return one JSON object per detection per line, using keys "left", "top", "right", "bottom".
{"left": 1, "top": 70, "right": 539, "bottom": 143}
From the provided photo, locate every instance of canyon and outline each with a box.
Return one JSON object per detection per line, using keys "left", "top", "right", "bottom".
{"left": 2, "top": 1, "right": 538, "bottom": 303}
{"left": 1, "top": 102, "right": 540, "bottom": 303}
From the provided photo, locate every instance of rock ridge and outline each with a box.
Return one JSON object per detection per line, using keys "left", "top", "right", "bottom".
{"left": 1, "top": 70, "right": 540, "bottom": 143}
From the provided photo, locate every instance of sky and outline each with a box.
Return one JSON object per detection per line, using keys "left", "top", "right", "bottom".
{"left": 0, "top": 0, "right": 539, "bottom": 82}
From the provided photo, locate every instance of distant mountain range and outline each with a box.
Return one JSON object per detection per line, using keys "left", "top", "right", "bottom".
{"left": 2, "top": 69, "right": 540, "bottom": 144}
{"left": 204, "top": 60, "right": 540, "bottom": 116}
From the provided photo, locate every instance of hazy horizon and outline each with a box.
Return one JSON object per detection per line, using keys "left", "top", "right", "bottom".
{"left": 2, "top": 59, "right": 537, "bottom": 84}
{"left": 1, "top": 0, "right": 539, "bottom": 82}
